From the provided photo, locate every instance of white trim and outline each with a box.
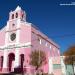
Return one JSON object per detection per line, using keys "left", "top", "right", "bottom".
{"left": 6, "top": 21, "right": 9, "bottom": 32}
{"left": 16, "top": 19, "right": 20, "bottom": 44}
{"left": 3, "top": 21, "right": 9, "bottom": 69}
{"left": 74, "top": 65, "right": 75, "bottom": 74}
{"left": 50, "top": 45, "right": 51, "bottom": 50}
{"left": 3, "top": 50, "right": 8, "bottom": 68}
{"left": 48, "top": 57, "right": 53, "bottom": 74}
{"left": 14, "top": 48, "right": 20, "bottom": 68}
{"left": 5, "top": 21, "right": 9, "bottom": 45}
{"left": 60, "top": 56, "right": 66, "bottom": 75}
{"left": 0, "top": 42, "right": 31, "bottom": 50}
{"left": 39, "top": 39, "right": 42, "bottom": 44}
{"left": 12, "top": 18, "right": 21, "bottom": 68}
{"left": 45, "top": 42, "right": 48, "bottom": 47}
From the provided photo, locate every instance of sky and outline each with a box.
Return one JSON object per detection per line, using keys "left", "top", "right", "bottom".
{"left": 0, "top": 0, "right": 75, "bottom": 53}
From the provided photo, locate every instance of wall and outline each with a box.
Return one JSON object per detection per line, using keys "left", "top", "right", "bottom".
{"left": 31, "top": 26, "right": 62, "bottom": 75}
{"left": 66, "top": 65, "right": 74, "bottom": 75}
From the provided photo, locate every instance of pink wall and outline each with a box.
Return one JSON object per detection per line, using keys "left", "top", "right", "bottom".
{"left": 0, "top": 23, "right": 62, "bottom": 74}
{"left": 0, "top": 6, "right": 62, "bottom": 74}
{"left": 20, "top": 24, "right": 31, "bottom": 43}
{"left": 0, "top": 27, "right": 6, "bottom": 46}
{"left": 31, "top": 26, "right": 61, "bottom": 74}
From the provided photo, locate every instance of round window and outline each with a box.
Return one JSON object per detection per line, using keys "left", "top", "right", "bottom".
{"left": 10, "top": 33, "right": 16, "bottom": 41}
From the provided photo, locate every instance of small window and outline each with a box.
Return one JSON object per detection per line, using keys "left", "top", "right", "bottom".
{"left": 22, "top": 14, "right": 24, "bottom": 18}
{"left": 45, "top": 42, "right": 48, "bottom": 46}
{"left": 50, "top": 45, "right": 51, "bottom": 49}
{"left": 12, "top": 14, "right": 14, "bottom": 19}
{"left": 16, "top": 13, "right": 18, "bottom": 18}
{"left": 38, "top": 38, "right": 42, "bottom": 44}
{"left": 39, "top": 39, "right": 42, "bottom": 44}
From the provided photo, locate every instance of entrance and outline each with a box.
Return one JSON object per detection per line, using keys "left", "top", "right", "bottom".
{"left": 20, "top": 54, "right": 24, "bottom": 72}
{"left": 8, "top": 53, "right": 15, "bottom": 72}
{"left": 14, "top": 54, "right": 24, "bottom": 73}
{"left": 0, "top": 56, "right": 3, "bottom": 71}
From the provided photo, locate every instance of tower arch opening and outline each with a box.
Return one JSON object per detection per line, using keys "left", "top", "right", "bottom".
{"left": 16, "top": 12, "right": 18, "bottom": 18}
{"left": 12, "top": 14, "right": 14, "bottom": 19}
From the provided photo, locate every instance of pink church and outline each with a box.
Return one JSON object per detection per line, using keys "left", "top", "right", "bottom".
{"left": 0, "top": 6, "right": 62, "bottom": 75}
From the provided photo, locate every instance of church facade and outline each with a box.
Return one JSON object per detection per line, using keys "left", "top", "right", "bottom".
{"left": 0, "top": 6, "right": 62, "bottom": 75}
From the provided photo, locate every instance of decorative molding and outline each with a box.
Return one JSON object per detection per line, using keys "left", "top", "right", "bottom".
{"left": 0, "top": 42, "right": 31, "bottom": 50}
{"left": 5, "top": 28, "right": 21, "bottom": 32}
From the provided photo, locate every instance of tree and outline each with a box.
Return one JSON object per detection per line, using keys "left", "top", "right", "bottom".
{"left": 29, "top": 50, "right": 46, "bottom": 71}
{"left": 64, "top": 45, "right": 75, "bottom": 75}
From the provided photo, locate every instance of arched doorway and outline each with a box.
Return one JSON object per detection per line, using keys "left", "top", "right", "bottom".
{"left": 20, "top": 54, "right": 24, "bottom": 72}
{"left": 8, "top": 53, "right": 15, "bottom": 72}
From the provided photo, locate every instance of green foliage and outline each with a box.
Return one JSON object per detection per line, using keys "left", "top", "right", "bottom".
{"left": 29, "top": 50, "right": 46, "bottom": 70}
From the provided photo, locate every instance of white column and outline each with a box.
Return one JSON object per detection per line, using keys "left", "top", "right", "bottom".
{"left": 16, "top": 19, "right": 20, "bottom": 44}
{"left": 61, "top": 56, "right": 66, "bottom": 75}
{"left": 3, "top": 21, "right": 9, "bottom": 70}
{"left": 14, "top": 19, "right": 20, "bottom": 68}
{"left": 74, "top": 64, "right": 75, "bottom": 74}
{"left": 14, "top": 48, "right": 20, "bottom": 68}
{"left": 3, "top": 50, "right": 8, "bottom": 69}
{"left": 48, "top": 57, "right": 53, "bottom": 74}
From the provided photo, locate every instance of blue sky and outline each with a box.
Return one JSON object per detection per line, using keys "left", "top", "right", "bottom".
{"left": 0, "top": 0, "right": 75, "bottom": 53}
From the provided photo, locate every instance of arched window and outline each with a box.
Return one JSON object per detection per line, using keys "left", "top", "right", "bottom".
{"left": 22, "top": 14, "right": 24, "bottom": 18}
{"left": 12, "top": 14, "right": 14, "bottom": 19}
{"left": 16, "top": 13, "right": 18, "bottom": 18}
{"left": 8, "top": 53, "right": 15, "bottom": 71}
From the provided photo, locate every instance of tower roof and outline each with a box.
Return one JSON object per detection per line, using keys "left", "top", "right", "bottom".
{"left": 15, "top": 6, "right": 21, "bottom": 11}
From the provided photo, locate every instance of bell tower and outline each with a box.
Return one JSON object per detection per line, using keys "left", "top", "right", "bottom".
{"left": 3, "top": 6, "right": 26, "bottom": 70}
{"left": 9, "top": 6, "right": 26, "bottom": 22}
{"left": 5, "top": 6, "right": 26, "bottom": 45}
